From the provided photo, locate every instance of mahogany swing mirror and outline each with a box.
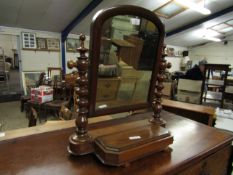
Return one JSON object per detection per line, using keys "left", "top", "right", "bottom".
{"left": 88, "top": 5, "right": 166, "bottom": 117}
{"left": 67, "top": 5, "right": 172, "bottom": 166}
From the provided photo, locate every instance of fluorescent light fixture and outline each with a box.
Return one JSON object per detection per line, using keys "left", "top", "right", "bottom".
{"left": 203, "top": 36, "right": 221, "bottom": 42}
{"left": 154, "top": 0, "right": 186, "bottom": 19}
{"left": 226, "top": 19, "right": 233, "bottom": 26}
{"left": 174, "top": 0, "right": 211, "bottom": 15}
{"left": 219, "top": 27, "right": 233, "bottom": 33}
{"left": 210, "top": 22, "right": 233, "bottom": 33}
{"left": 205, "top": 29, "right": 221, "bottom": 37}
{"left": 212, "top": 23, "right": 229, "bottom": 31}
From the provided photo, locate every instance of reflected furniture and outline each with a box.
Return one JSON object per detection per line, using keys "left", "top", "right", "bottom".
{"left": 20, "top": 72, "right": 46, "bottom": 112}
{"left": 225, "top": 76, "right": 233, "bottom": 103}
{"left": 25, "top": 100, "right": 46, "bottom": 126}
{"left": 0, "top": 111, "right": 232, "bottom": 174}
{"left": 47, "top": 67, "right": 63, "bottom": 80}
{"left": 43, "top": 80, "right": 70, "bottom": 118}
{"left": 162, "top": 99, "right": 215, "bottom": 126}
{"left": 111, "top": 39, "right": 135, "bottom": 63}
{"left": 67, "top": 5, "right": 173, "bottom": 166}
{"left": 200, "top": 64, "right": 230, "bottom": 107}
{"left": 176, "top": 79, "right": 202, "bottom": 104}
{"left": 25, "top": 73, "right": 77, "bottom": 126}
{"left": 124, "top": 35, "right": 144, "bottom": 69}
{"left": 0, "top": 47, "right": 9, "bottom": 90}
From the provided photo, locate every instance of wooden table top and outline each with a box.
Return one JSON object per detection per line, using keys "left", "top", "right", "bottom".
{"left": 112, "top": 39, "right": 135, "bottom": 48}
{"left": 0, "top": 111, "right": 232, "bottom": 175}
{"left": 162, "top": 99, "right": 215, "bottom": 116}
{"left": 206, "top": 79, "right": 224, "bottom": 86}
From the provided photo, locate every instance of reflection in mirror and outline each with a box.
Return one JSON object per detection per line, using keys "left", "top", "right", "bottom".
{"left": 96, "top": 15, "right": 160, "bottom": 110}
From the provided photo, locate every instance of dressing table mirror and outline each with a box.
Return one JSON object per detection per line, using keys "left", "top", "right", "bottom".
{"left": 67, "top": 5, "right": 173, "bottom": 166}
{"left": 89, "top": 6, "right": 165, "bottom": 117}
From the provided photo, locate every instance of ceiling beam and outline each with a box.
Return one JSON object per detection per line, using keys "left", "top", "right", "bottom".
{"left": 61, "top": 0, "right": 103, "bottom": 73}
{"left": 166, "top": 5, "right": 233, "bottom": 37}
{"left": 61, "top": 0, "right": 103, "bottom": 42}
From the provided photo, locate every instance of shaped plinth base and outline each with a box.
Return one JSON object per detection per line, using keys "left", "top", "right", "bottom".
{"left": 68, "top": 133, "right": 94, "bottom": 155}
{"left": 94, "top": 124, "right": 173, "bottom": 166}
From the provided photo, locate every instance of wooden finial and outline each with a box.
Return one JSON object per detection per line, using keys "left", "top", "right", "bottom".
{"left": 150, "top": 45, "right": 171, "bottom": 127}
{"left": 68, "top": 34, "right": 93, "bottom": 155}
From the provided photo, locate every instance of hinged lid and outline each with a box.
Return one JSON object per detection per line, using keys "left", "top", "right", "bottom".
{"left": 95, "top": 124, "right": 170, "bottom": 152}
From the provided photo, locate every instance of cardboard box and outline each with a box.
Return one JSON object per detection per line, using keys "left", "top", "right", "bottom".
{"left": 31, "top": 86, "right": 53, "bottom": 104}
{"left": 176, "top": 79, "right": 202, "bottom": 104}
{"left": 31, "top": 94, "right": 53, "bottom": 104}
{"left": 176, "top": 90, "right": 201, "bottom": 104}
{"left": 178, "top": 79, "right": 202, "bottom": 92}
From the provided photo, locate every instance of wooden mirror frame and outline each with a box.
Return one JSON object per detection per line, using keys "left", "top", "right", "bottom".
{"left": 88, "top": 5, "right": 165, "bottom": 117}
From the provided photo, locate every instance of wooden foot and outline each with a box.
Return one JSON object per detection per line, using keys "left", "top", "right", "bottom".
{"left": 68, "top": 133, "right": 94, "bottom": 155}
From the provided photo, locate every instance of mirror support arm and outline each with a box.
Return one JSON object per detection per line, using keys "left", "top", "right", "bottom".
{"left": 150, "top": 46, "right": 171, "bottom": 127}
{"left": 67, "top": 34, "right": 93, "bottom": 155}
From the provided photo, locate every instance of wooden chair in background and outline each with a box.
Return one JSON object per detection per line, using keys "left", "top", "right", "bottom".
{"left": 47, "top": 67, "right": 63, "bottom": 81}
{"left": 20, "top": 72, "right": 46, "bottom": 112}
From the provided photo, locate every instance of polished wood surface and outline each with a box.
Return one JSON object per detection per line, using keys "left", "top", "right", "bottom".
{"left": 112, "top": 39, "right": 135, "bottom": 48}
{"left": 162, "top": 99, "right": 215, "bottom": 126}
{"left": 162, "top": 99, "right": 215, "bottom": 116}
{"left": 94, "top": 120, "right": 173, "bottom": 166}
{"left": 0, "top": 111, "right": 232, "bottom": 175}
{"left": 67, "top": 35, "right": 92, "bottom": 155}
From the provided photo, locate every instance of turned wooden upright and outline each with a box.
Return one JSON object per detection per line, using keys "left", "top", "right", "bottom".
{"left": 150, "top": 46, "right": 171, "bottom": 127}
{"left": 67, "top": 34, "right": 93, "bottom": 155}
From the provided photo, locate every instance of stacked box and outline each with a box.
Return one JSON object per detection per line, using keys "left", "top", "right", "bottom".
{"left": 31, "top": 86, "right": 53, "bottom": 104}
{"left": 176, "top": 79, "right": 202, "bottom": 104}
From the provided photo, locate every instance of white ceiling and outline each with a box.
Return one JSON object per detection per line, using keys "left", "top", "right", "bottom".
{"left": 165, "top": 11, "right": 233, "bottom": 47}
{"left": 0, "top": 0, "right": 91, "bottom": 32}
{"left": 162, "top": 0, "right": 233, "bottom": 32}
{"left": 71, "top": 0, "right": 233, "bottom": 34}
{"left": 0, "top": 0, "right": 232, "bottom": 46}
{"left": 70, "top": 0, "right": 233, "bottom": 46}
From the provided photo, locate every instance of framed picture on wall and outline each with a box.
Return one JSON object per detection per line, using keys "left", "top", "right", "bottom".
{"left": 46, "top": 38, "right": 60, "bottom": 51}
{"left": 22, "top": 71, "right": 43, "bottom": 95}
{"left": 166, "top": 47, "right": 175, "bottom": 57}
{"left": 36, "top": 38, "right": 47, "bottom": 50}
{"left": 66, "top": 38, "right": 79, "bottom": 52}
{"left": 22, "top": 32, "right": 36, "bottom": 49}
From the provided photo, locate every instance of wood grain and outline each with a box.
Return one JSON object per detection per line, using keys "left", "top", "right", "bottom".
{"left": 0, "top": 111, "right": 232, "bottom": 175}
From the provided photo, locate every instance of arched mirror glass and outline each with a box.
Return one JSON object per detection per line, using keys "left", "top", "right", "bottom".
{"left": 89, "top": 6, "right": 164, "bottom": 116}
{"left": 97, "top": 16, "right": 159, "bottom": 108}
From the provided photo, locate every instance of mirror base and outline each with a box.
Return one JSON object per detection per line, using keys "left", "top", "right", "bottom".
{"left": 68, "top": 133, "right": 94, "bottom": 155}
{"left": 149, "top": 117, "right": 166, "bottom": 127}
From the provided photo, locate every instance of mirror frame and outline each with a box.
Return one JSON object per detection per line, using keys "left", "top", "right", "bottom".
{"left": 88, "top": 5, "right": 165, "bottom": 117}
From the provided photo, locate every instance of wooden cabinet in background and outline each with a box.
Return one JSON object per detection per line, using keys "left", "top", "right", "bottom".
{"left": 96, "top": 77, "right": 121, "bottom": 101}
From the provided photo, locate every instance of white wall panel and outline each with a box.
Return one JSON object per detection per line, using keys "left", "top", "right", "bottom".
{"left": 189, "top": 40, "right": 233, "bottom": 67}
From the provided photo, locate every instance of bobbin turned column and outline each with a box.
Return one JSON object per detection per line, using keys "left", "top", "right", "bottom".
{"left": 150, "top": 46, "right": 171, "bottom": 127}
{"left": 67, "top": 34, "right": 93, "bottom": 155}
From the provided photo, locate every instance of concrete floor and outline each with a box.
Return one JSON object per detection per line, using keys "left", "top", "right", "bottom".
{"left": 0, "top": 101, "right": 28, "bottom": 131}
{"left": 0, "top": 99, "right": 232, "bottom": 132}
{"left": 0, "top": 69, "right": 22, "bottom": 95}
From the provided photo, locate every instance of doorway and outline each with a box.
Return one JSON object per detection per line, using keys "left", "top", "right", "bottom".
{"left": 0, "top": 34, "right": 22, "bottom": 102}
